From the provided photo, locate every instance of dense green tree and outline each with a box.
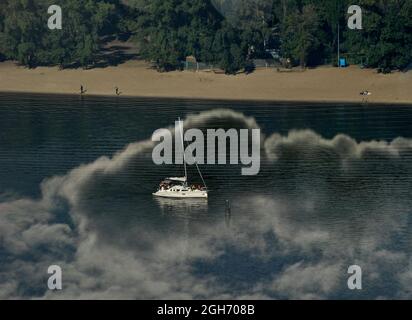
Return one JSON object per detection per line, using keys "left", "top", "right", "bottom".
{"left": 0, "top": 0, "right": 44, "bottom": 67}
{"left": 194, "top": 0, "right": 410, "bottom": 72}
{"left": 134, "top": 0, "right": 222, "bottom": 71}
{"left": 231, "top": 0, "right": 278, "bottom": 57}
{"left": 1, "top": 0, "right": 411, "bottom": 73}
{"left": 0, "top": 0, "right": 118, "bottom": 68}
{"left": 212, "top": 24, "right": 249, "bottom": 74}
{"left": 281, "top": 4, "right": 321, "bottom": 68}
{"left": 315, "top": 0, "right": 346, "bottom": 64}
{"left": 0, "top": 2, "right": 7, "bottom": 60}
{"left": 53, "top": 0, "right": 116, "bottom": 68}
{"left": 343, "top": 0, "right": 412, "bottom": 71}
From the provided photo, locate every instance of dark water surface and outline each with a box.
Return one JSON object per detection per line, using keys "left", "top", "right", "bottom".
{"left": 0, "top": 93, "right": 411, "bottom": 299}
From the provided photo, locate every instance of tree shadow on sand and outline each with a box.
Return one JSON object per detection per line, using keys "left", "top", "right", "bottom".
{"left": 93, "top": 36, "right": 142, "bottom": 68}
{"left": 60, "top": 35, "right": 141, "bottom": 70}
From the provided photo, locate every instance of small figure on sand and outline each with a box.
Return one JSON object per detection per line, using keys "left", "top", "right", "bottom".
{"left": 115, "top": 87, "right": 122, "bottom": 96}
{"left": 360, "top": 90, "right": 372, "bottom": 103}
{"left": 80, "top": 85, "right": 87, "bottom": 95}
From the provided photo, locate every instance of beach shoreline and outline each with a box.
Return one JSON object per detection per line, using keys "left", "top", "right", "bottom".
{"left": 0, "top": 60, "right": 411, "bottom": 104}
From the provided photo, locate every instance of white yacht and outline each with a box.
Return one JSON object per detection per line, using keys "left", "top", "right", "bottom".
{"left": 153, "top": 177, "right": 208, "bottom": 199}
{"left": 153, "top": 119, "right": 208, "bottom": 199}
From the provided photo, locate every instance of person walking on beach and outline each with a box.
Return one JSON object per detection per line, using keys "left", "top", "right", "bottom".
{"left": 115, "top": 87, "right": 122, "bottom": 96}
{"left": 360, "top": 90, "right": 371, "bottom": 103}
{"left": 80, "top": 85, "right": 87, "bottom": 95}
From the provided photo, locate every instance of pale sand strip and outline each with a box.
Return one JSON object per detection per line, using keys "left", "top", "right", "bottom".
{"left": 0, "top": 60, "right": 411, "bottom": 104}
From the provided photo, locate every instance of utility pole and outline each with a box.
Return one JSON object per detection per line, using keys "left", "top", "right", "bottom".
{"left": 337, "top": 22, "right": 340, "bottom": 68}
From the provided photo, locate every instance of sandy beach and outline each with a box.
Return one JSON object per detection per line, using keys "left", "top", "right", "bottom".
{"left": 0, "top": 60, "right": 411, "bottom": 104}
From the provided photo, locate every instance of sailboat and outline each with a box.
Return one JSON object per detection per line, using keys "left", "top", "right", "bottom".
{"left": 152, "top": 118, "right": 208, "bottom": 199}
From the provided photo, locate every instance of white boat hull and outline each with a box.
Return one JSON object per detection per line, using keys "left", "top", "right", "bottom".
{"left": 153, "top": 190, "right": 208, "bottom": 199}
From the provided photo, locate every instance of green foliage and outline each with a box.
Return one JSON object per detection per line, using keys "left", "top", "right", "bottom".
{"left": 281, "top": 4, "right": 321, "bottom": 67}
{"left": 0, "top": 0, "right": 411, "bottom": 73}
{"left": 343, "top": 0, "right": 412, "bottom": 70}
{"left": 212, "top": 24, "right": 248, "bottom": 74}
{"left": 0, "top": 0, "right": 118, "bottom": 68}
{"left": 0, "top": 0, "right": 43, "bottom": 67}
{"left": 135, "top": 0, "right": 221, "bottom": 71}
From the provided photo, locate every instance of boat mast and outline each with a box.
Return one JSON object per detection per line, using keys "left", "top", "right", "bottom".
{"left": 195, "top": 161, "right": 207, "bottom": 190}
{"left": 178, "top": 117, "right": 188, "bottom": 186}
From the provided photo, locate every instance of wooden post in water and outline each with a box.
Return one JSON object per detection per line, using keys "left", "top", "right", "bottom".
{"left": 225, "top": 200, "right": 231, "bottom": 227}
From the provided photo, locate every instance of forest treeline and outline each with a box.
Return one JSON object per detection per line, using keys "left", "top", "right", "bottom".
{"left": 0, "top": 0, "right": 411, "bottom": 74}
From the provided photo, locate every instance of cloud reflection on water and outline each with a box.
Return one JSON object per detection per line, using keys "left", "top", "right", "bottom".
{"left": 1, "top": 109, "right": 412, "bottom": 299}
